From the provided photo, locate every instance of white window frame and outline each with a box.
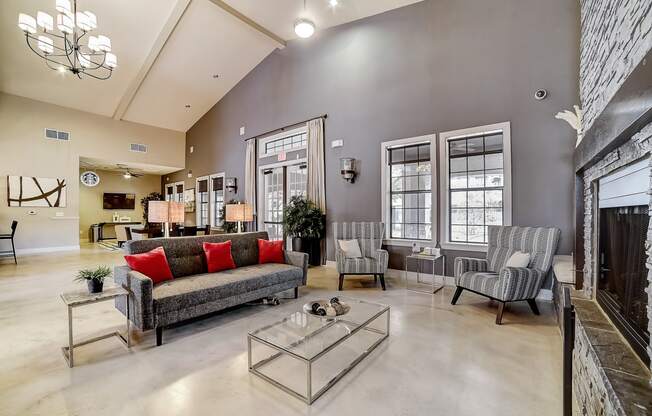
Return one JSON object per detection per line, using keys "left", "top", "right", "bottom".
{"left": 195, "top": 176, "right": 210, "bottom": 227}
{"left": 258, "top": 126, "right": 307, "bottom": 158}
{"left": 438, "top": 121, "right": 512, "bottom": 252}
{"left": 380, "top": 134, "right": 437, "bottom": 247}
{"left": 165, "top": 184, "right": 174, "bottom": 201}
{"left": 208, "top": 172, "right": 226, "bottom": 228}
{"left": 171, "top": 181, "right": 184, "bottom": 203}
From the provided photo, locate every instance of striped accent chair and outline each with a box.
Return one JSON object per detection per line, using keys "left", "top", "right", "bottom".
{"left": 333, "top": 222, "right": 389, "bottom": 290}
{"left": 451, "top": 225, "right": 560, "bottom": 324}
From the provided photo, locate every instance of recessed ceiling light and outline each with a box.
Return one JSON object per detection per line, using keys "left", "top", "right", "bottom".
{"left": 294, "top": 19, "right": 315, "bottom": 38}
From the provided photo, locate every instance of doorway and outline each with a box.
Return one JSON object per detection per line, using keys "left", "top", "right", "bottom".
{"left": 258, "top": 162, "right": 307, "bottom": 241}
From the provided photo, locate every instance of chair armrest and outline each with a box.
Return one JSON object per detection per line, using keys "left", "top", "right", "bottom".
{"left": 498, "top": 267, "right": 544, "bottom": 301}
{"left": 285, "top": 251, "right": 309, "bottom": 285}
{"left": 114, "top": 265, "right": 154, "bottom": 331}
{"left": 454, "top": 257, "right": 488, "bottom": 277}
{"left": 376, "top": 249, "right": 389, "bottom": 273}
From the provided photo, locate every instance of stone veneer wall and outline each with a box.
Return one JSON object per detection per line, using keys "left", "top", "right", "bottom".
{"left": 579, "top": 0, "right": 652, "bottom": 131}
{"left": 581, "top": 122, "right": 652, "bottom": 379}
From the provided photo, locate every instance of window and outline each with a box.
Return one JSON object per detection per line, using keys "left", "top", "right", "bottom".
{"left": 210, "top": 174, "right": 225, "bottom": 227}
{"left": 381, "top": 135, "right": 436, "bottom": 244}
{"left": 439, "top": 122, "right": 511, "bottom": 250}
{"left": 259, "top": 127, "right": 307, "bottom": 157}
{"left": 175, "top": 183, "right": 184, "bottom": 203}
{"left": 196, "top": 177, "right": 209, "bottom": 227}
{"left": 165, "top": 185, "right": 174, "bottom": 202}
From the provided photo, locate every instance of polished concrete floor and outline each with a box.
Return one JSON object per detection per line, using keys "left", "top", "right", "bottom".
{"left": 0, "top": 245, "right": 562, "bottom": 416}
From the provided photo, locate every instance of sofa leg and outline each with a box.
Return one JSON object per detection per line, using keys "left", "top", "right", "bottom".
{"left": 527, "top": 299, "right": 540, "bottom": 315}
{"left": 294, "top": 287, "right": 299, "bottom": 299}
{"left": 338, "top": 274, "right": 344, "bottom": 291}
{"left": 156, "top": 327, "right": 163, "bottom": 346}
{"left": 374, "top": 274, "right": 378, "bottom": 284}
{"left": 451, "top": 286, "right": 464, "bottom": 305}
{"left": 496, "top": 302, "right": 505, "bottom": 325}
{"left": 379, "top": 274, "right": 386, "bottom": 291}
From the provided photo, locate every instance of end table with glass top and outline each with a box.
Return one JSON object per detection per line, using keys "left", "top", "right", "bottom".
{"left": 60, "top": 286, "right": 131, "bottom": 368}
{"left": 404, "top": 253, "right": 446, "bottom": 294}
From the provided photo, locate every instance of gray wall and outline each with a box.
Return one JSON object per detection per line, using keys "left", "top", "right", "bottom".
{"left": 167, "top": 0, "right": 580, "bottom": 276}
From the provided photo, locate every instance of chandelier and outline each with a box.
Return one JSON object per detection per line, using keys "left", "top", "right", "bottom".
{"left": 17, "top": 0, "right": 116, "bottom": 80}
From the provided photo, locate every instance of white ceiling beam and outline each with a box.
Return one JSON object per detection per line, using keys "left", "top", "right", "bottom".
{"left": 207, "top": 0, "right": 287, "bottom": 49}
{"left": 112, "top": 0, "right": 193, "bottom": 121}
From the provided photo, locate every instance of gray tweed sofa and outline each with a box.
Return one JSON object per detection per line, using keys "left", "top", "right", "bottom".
{"left": 114, "top": 231, "right": 308, "bottom": 345}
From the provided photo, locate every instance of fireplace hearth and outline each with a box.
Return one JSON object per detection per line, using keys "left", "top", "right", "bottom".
{"left": 598, "top": 206, "right": 651, "bottom": 365}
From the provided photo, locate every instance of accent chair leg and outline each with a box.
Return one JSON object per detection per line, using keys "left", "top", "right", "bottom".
{"left": 338, "top": 274, "right": 344, "bottom": 291}
{"left": 294, "top": 287, "right": 299, "bottom": 299}
{"left": 496, "top": 302, "right": 505, "bottom": 325}
{"left": 374, "top": 274, "right": 378, "bottom": 284}
{"left": 451, "top": 286, "right": 464, "bottom": 305}
{"left": 527, "top": 299, "right": 540, "bottom": 315}
{"left": 379, "top": 274, "right": 386, "bottom": 291}
{"left": 11, "top": 239, "right": 16, "bottom": 264}
{"left": 156, "top": 327, "right": 163, "bottom": 346}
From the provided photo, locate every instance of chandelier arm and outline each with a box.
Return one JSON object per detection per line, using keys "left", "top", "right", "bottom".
{"left": 25, "top": 33, "right": 69, "bottom": 54}
{"left": 84, "top": 53, "right": 108, "bottom": 71}
{"left": 26, "top": 38, "right": 72, "bottom": 71}
{"left": 80, "top": 68, "right": 113, "bottom": 81}
{"left": 62, "top": 34, "right": 76, "bottom": 69}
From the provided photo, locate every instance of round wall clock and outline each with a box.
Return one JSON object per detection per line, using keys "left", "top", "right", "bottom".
{"left": 80, "top": 171, "right": 100, "bottom": 187}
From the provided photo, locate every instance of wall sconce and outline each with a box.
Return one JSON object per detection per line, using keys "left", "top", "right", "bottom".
{"left": 187, "top": 170, "right": 193, "bottom": 178}
{"left": 340, "top": 158, "right": 356, "bottom": 183}
{"left": 225, "top": 177, "right": 237, "bottom": 193}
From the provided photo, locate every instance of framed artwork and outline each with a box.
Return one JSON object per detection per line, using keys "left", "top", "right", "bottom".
{"left": 184, "top": 188, "right": 195, "bottom": 212}
{"left": 7, "top": 176, "right": 67, "bottom": 207}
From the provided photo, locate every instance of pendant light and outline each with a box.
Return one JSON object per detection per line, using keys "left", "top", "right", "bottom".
{"left": 294, "top": 0, "right": 315, "bottom": 38}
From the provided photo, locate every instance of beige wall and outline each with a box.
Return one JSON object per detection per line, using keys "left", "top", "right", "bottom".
{"left": 79, "top": 169, "right": 162, "bottom": 241}
{"left": 0, "top": 92, "right": 185, "bottom": 252}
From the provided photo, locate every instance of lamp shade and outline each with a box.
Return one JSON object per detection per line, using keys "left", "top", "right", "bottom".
{"left": 148, "top": 201, "right": 185, "bottom": 224}
{"left": 225, "top": 203, "right": 253, "bottom": 222}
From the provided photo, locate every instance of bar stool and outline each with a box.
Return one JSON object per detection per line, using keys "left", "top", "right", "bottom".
{"left": 0, "top": 221, "right": 18, "bottom": 264}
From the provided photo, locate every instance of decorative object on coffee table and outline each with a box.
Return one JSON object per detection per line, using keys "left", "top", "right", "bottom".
{"left": 283, "top": 196, "right": 325, "bottom": 266}
{"left": 248, "top": 297, "right": 390, "bottom": 404}
{"left": 60, "top": 286, "right": 131, "bottom": 368}
{"left": 74, "top": 265, "right": 111, "bottom": 294}
{"left": 303, "top": 297, "right": 350, "bottom": 317}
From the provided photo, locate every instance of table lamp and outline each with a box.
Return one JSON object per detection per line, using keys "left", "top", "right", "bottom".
{"left": 148, "top": 201, "right": 185, "bottom": 238}
{"left": 225, "top": 203, "right": 253, "bottom": 233}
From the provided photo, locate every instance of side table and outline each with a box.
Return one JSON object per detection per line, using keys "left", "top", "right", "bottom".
{"left": 60, "top": 286, "right": 131, "bottom": 367}
{"left": 405, "top": 253, "right": 446, "bottom": 294}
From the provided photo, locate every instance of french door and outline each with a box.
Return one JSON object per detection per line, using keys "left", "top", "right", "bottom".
{"left": 260, "top": 162, "right": 307, "bottom": 241}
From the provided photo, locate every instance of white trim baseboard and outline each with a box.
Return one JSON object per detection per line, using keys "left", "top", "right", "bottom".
{"left": 14, "top": 245, "right": 80, "bottom": 255}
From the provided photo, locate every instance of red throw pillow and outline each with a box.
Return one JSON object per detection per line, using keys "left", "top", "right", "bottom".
{"left": 258, "top": 239, "right": 285, "bottom": 264}
{"left": 124, "top": 246, "right": 173, "bottom": 284}
{"left": 203, "top": 241, "right": 236, "bottom": 273}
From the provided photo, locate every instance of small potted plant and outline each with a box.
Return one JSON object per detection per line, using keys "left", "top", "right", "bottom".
{"left": 283, "top": 196, "right": 326, "bottom": 266}
{"left": 75, "top": 266, "right": 112, "bottom": 294}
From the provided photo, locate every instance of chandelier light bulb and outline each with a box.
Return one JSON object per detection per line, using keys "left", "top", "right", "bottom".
{"left": 18, "top": 14, "right": 37, "bottom": 34}
{"left": 76, "top": 12, "right": 92, "bottom": 31}
{"left": 37, "top": 12, "right": 54, "bottom": 31}
{"left": 37, "top": 36, "right": 54, "bottom": 54}
{"left": 84, "top": 11, "right": 97, "bottom": 30}
{"left": 294, "top": 19, "right": 315, "bottom": 38}
{"left": 105, "top": 53, "right": 117, "bottom": 68}
{"left": 57, "top": 13, "right": 73, "bottom": 34}
{"left": 87, "top": 35, "right": 99, "bottom": 51}
{"left": 96, "top": 35, "right": 111, "bottom": 52}
{"left": 78, "top": 53, "right": 92, "bottom": 68}
{"left": 55, "top": 0, "right": 72, "bottom": 15}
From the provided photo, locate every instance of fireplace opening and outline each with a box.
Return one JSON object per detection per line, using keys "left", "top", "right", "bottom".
{"left": 598, "top": 205, "right": 650, "bottom": 366}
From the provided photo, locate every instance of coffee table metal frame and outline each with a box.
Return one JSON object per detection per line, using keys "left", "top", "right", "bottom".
{"left": 247, "top": 302, "right": 390, "bottom": 404}
{"left": 405, "top": 253, "right": 446, "bottom": 294}
{"left": 60, "top": 286, "right": 131, "bottom": 368}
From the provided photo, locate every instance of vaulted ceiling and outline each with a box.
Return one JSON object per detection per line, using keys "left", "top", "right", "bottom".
{"left": 0, "top": 0, "right": 422, "bottom": 132}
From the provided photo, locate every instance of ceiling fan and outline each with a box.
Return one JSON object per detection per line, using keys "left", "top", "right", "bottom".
{"left": 117, "top": 164, "right": 144, "bottom": 178}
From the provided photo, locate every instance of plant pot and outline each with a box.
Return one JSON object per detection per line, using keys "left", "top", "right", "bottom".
{"left": 87, "top": 279, "right": 104, "bottom": 294}
{"left": 292, "top": 237, "right": 322, "bottom": 266}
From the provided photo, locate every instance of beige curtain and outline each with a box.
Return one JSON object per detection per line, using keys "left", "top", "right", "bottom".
{"left": 306, "top": 118, "right": 326, "bottom": 263}
{"left": 244, "top": 139, "right": 256, "bottom": 229}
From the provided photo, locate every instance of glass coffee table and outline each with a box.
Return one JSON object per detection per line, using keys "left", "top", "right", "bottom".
{"left": 247, "top": 297, "right": 390, "bottom": 404}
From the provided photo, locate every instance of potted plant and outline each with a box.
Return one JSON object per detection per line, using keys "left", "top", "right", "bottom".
{"left": 282, "top": 196, "right": 325, "bottom": 266}
{"left": 75, "top": 266, "right": 112, "bottom": 294}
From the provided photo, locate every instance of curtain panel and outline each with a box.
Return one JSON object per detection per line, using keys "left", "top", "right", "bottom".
{"left": 307, "top": 118, "right": 326, "bottom": 264}
{"left": 244, "top": 139, "right": 257, "bottom": 229}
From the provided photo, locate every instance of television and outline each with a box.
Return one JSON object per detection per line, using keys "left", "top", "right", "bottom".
{"left": 103, "top": 193, "right": 136, "bottom": 210}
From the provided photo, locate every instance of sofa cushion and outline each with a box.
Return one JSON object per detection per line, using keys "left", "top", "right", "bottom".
{"left": 258, "top": 239, "right": 284, "bottom": 264}
{"left": 124, "top": 247, "right": 173, "bottom": 284}
{"left": 123, "top": 231, "right": 268, "bottom": 278}
{"left": 203, "top": 241, "right": 236, "bottom": 273}
{"left": 152, "top": 263, "right": 303, "bottom": 314}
